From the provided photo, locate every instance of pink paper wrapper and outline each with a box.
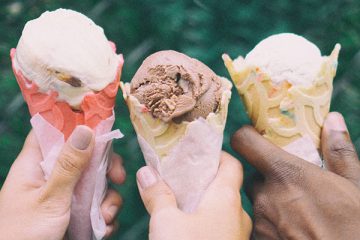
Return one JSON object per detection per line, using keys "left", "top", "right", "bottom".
{"left": 283, "top": 135, "right": 322, "bottom": 166}
{"left": 31, "top": 113, "right": 123, "bottom": 240}
{"left": 137, "top": 118, "right": 223, "bottom": 212}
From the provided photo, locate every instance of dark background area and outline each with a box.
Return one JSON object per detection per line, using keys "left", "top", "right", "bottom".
{"left": 0, "top": 0, "right": 359, "bottom": 239}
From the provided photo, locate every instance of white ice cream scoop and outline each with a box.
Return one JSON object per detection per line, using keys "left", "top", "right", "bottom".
{"left": 14, "top": 8, "right": 121, "bottom": 108}
{"left": 245, "top": 33, "right": 322, "bottom": 87}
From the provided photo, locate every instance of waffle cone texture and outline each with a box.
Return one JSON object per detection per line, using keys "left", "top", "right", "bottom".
{"left": 223, "top": 44, "right": 340, "bottom": 148}
{"left": 10, "top": 44, "right": 123, "bottom": 139}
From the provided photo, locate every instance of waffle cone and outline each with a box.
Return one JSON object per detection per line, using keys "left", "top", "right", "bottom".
{"left": 10, "top": 46, "right": 123, "bottom": 139}
{"left": 122, "top": 78, "right": 232, "bottom": 211}
{"left": 11, "top": 42, "right": 124, "bottom": 240}
{"left": 223, "top": 44, "right": 340, "bottom": 149}
{"left": 121, "top": 77, "right": 232, "bottom": 159}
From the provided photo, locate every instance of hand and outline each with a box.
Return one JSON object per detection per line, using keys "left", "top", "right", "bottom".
{"left": 231, "top": 112, "right": 360, "bottom": 240}
{"left": 136, "top": 152, "right": 252, "bottom": 240}
{"left": 0, "top": 126, "right": 126, "bottom": 240}
{"left": 102, "top": 152, "right": 126, "bottom": 238}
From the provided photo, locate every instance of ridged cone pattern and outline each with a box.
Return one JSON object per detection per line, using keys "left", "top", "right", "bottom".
{"left": 10, "top": 47, "right": 123, "bottom": 140}
{"left": 223, "top": 44, "right": 340, "bottom": 148}
{"left": 122, "top": 78, "right": 232, "bottom": 159}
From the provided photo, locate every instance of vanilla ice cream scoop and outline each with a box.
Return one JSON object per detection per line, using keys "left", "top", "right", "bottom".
{"left": 14, "top": 8, "right": 121, "bottom": 108}
{"left": 245, "top": 33, "right": 322, "bottom": 87}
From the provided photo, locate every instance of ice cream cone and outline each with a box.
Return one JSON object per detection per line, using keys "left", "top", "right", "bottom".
{"left": 11, "top": 46, "right": 123, "bottom": 240}
{"left": 122, "top": 77, "right": 232, "bottom": 211}
{"left": 11, "top": 48, "right": 122, "bottom": 139}
{"left": 223, "top": 43, "right": 340, "bottom": 152}
{"left": 11, "top": 9, "right": 124, "bottom": 240}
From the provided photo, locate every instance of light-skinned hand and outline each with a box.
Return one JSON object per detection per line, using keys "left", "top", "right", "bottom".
{"left": 136, "top": 151, "right": 252, "bottom": 240}
{"left": 0, "top": 126, "right": 126, "bottom": 240}
{"left": 231, "top": 112, "right": 360, "bottom": 240}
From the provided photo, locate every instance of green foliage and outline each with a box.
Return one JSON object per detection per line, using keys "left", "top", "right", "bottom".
{"left": 0, "top": 0, "right": 359, "bottom": 239}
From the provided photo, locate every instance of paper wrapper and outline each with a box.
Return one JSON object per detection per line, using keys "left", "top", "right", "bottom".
{"left": 122, "top": 78, "right": 232, "bottom": 212}
{"left": 31, "top": 113, "right": 122, "bottom": 240}
{"left": 223, "top": 44, "right": 340, "bottom": 166}
{"left": 10, "top": 44, "right": 124, "bottom": 240}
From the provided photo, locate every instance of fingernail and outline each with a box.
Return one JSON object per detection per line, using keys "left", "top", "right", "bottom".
{"left": 70, "top": 126, "right": 93, "bottom": 150}
{"left": 107, "top": 205, "right": 118, "bottom": 218}
{"left": 137, "top": 167, "right": 157, "bottom": 189}
{"left": 325, "top": 112, "right": 348, "bottom": 132}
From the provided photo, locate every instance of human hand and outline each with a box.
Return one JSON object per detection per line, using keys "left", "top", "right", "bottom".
{"left": 101, "top": 151, "right": 126, "bottom": 238}
{"left": 231, "top": 112, "right": 360, "bottom": 240}
{"left": 136, "top": 152, "right": 252, "bottom": 240}
{"left": 0, "top": 126, "right": 125, "bottom": 240}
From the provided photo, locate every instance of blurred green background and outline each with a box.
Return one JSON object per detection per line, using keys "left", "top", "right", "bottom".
{"left": 0, "top": 0, "right": 359, "bottom": 239}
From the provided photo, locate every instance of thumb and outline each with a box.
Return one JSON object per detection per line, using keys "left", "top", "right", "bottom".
{"left": 322, "top": 112, "right": 360, "bottom": 186}
{"left": 40, "top": 125, "right": 94, "bottom": 203}
{"left": 136, "top": 166, "right": 177, "bottom": 215}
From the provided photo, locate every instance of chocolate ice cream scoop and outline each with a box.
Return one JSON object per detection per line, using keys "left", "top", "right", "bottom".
{"left": 130, "top": 50, "right": 222, "bottom": 122}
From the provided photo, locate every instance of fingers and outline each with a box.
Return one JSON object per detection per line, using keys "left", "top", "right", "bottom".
{"left": 231, "top": 125, "right": 302, "bottom": 176}
{"left": 108, "top": 153, "right": 126, "bottom": 184}
{"left": 215, "top": 152, "right": 244, "bottom": 190}
{"left": 198, "top": 152, "right": 244, "bottom": 212}
{"left": 101, "top": 189, "right": 123, "bottom": 225}
{"left": 136, "top": 166, "right": 177, "bottom": 215}
{"left": 245, "top": 172, "right": 264, "bottom": 203}
{"left": 252, "top": 217, "right": 279, "bottom": 240}
{"left": 40, "top": 126, "right": 94, "bottom": 203}
{"left": 322, "top": 112, "right": 360, "bottom": 186}
{"left": 105, "top": 221, "right": 119, "bottom": 238}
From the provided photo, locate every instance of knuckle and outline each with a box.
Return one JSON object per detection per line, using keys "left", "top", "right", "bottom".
{"left": 253, "top": 224, "right": 262, "bottom": 237}
{"left": 277, "top": 220, "right": 292, "bottom": 236}
{"left": 103, "top": 210, "right": 113, "bottom": 224}
{"left": 144, "top": 182, "right": 173, "bottom": 209}
{"left": 275, "top": 163, "right": 305, "bottom": 184}
{"left": 58, "top": 151, "right": 84, "bottom": 176}
{"left": 329, "top": 141, "right": 356, "bottom": 159}
{"left": 253, "top": 194, "right": 269, "bottom": 216}
{"left": 106, "top": 189, "right": 123, "bottom": 207}
{"left": 265, "top": 151, "right": 304, "bottom": 182}
{"left": 113, "top": 192, "right": 123, "bottom": 207}
{"left": 253, "top": 216, "right": 274, "bottom": 238}
{"left": 253, "top": 220, "right": 265, "bottom": 236}
{"left": 151, "top": 182, "right": 173, "bottom": 197}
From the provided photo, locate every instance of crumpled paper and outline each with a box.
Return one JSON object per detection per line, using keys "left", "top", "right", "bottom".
{"left": 138, "top": 118, "right": 223, "bottom": 212}
{"left": 283, "top": 134, "right": 322, "bottom": 166}
{"left": 30, "top": 113, "right": 123, "bottom": 240}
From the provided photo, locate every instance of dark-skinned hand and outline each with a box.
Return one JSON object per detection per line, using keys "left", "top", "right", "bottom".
{"left": 231, "top": 112, "right": 360, "bottom": 240}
